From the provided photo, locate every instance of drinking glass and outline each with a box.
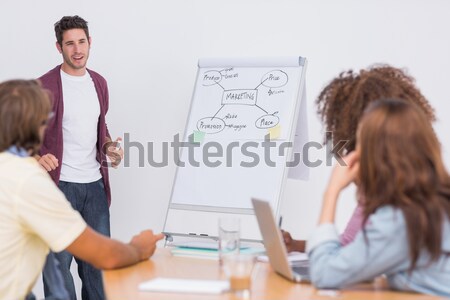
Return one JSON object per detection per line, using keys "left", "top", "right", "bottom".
{"left": 218, "top": 217, "right": 240, "bottom": 265}
{"left": 223, "top": 254, "right": 255, "bottom": 298}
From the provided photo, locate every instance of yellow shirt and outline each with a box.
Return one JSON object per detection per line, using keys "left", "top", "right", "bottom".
{"left": 0, "top": 153, "right": 86, "bottom": 299}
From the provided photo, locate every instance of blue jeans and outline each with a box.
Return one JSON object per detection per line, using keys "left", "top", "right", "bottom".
{"left": 43, "top": 179, "right": 110, "bottom": 300}
{"left": 41, "top": 252, "right": 70, "bottom": 300}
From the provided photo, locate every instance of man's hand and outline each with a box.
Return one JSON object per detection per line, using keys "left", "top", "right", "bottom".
{"left": 129, "top": 230, "right": 165, "bottom": 261}
{"left": 281, "top": 230, "right": 306, "bottom": 253}
{"left": 38, "top": 153, "right": 59, "bottom": 171}
{"left": 106, "top": 137, "right": 124, "bottom": 168}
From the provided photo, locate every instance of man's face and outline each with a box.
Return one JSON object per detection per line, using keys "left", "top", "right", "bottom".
{"left": 57, "top": 28, "right": 91, "bottom": 75}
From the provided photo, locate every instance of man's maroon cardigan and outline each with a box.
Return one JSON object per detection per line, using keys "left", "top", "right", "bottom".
{"left": 39, "top": 65, "right": 112, "bottom": 205}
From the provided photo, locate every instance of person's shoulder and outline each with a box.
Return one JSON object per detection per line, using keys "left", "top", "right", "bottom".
{"left": 38, "top": 65, "right": 61, "bottom": 89}
{"left": 369, "top": 206, "right": 405, "bottom": 231}
{"left": 0, "top": 153, "right": 44, "bottom": 179}
{"left": 38, "top": 65, "right": 60, "bottom": 80}
{"left": 374, "top": 205, "right": 403, "bottom": 216}
{"left": 87, "top": 69, "right": 108, "bottom": 86}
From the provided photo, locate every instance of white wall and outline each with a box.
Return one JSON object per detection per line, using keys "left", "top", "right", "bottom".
{"left": 1, "top": 0, "right": 450, "bottom": 298}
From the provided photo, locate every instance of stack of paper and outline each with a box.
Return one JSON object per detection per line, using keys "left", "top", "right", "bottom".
{"left": 170, "top": 247, "right": 220, "bottom": 260}
{"left": 257, "top": 251, "right": 308, "bottom": 263}
{"left": 170, "top": 246, "right": 265, "bottom": 260}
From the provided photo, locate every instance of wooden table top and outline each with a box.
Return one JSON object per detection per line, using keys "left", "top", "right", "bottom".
{"left": 103, "top": 249, "right": 443, "bottom": 300}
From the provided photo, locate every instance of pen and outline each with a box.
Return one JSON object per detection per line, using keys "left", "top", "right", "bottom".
{"left": 278, "top": 216, "right": 283, "bottom": 228}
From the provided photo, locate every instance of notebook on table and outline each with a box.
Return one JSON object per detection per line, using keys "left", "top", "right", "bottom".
{"left": 139, "top": 278, "right": 229, "bottom": 294}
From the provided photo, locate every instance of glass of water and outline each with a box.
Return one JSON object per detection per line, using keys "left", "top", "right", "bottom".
{"left": 223, "top": 254, "right": 255, "bottom": 299}
{"left": 218, "top": 217, "right": 240, "bottom": 265}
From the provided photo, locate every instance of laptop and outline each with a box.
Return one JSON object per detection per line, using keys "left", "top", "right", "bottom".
{"left": 252, "top": 198, "right": 310, "bottom": 283}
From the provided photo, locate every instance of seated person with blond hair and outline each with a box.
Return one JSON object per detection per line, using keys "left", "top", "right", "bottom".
{"left": 0, "top": 79, "right": 164, "bottom": 299}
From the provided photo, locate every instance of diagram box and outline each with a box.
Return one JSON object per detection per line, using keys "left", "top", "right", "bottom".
{"left": 222, "top": 89, "right": 258, "bottom": 106}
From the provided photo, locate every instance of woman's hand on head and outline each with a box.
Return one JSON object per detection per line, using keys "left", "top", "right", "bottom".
{"left": 327, "top": 151, "right": 360, "bottom": 193}
{"left": 319, "top": 151, "right": 360, "bottom": 224}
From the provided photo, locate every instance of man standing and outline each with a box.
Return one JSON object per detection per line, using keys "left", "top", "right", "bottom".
{"left": 38, "top": 16, "right": 122, "bottom": 300}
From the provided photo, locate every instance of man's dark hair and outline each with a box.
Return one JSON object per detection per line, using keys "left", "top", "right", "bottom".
{"left": 54, "top": 15, "right": 89, "bottom": 46}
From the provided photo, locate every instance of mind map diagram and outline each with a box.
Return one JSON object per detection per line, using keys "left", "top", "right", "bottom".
{"left": 195, "top": 68, "right": 289, "bottom": 136}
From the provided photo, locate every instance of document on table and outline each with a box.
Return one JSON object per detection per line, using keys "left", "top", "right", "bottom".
{"left": 257, "top": 251, "right": 308, "bottom": 263}
{"left": 139, "top": 277, "right": 230, "bottom": 294}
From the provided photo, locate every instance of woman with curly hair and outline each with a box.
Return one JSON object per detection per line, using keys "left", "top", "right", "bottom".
{"left": 283, "top": 65, "right": 436, "bottom": 252}
{"left": 307, "top": 99, "right": 450, "bottom": 296}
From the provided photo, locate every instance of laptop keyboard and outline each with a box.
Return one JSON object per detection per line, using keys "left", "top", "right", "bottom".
{"left": 292, "top": 266, "right": 309, "bottom": 276}
{"left": 292, "top": 260, "right": 310, "bottom": 277}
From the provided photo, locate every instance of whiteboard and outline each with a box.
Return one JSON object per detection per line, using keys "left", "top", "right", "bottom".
{"left": 164, "top": 57, "right": 307, "bottom": 241}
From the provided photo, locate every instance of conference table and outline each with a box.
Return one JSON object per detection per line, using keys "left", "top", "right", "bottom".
{"left": 103, "top": 249, "right": 443, "bottom": 300}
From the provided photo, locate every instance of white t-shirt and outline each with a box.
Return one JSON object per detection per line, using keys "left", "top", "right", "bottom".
{"left": 0, "top": 153, "right": 87, "bottom": 299}
{"left": 60, "top": 70, "right": 102, "bottom": 183}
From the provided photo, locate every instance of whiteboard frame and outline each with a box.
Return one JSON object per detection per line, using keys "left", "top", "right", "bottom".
{"left": 163, "top": 57, "right": 307, "bottom": 242}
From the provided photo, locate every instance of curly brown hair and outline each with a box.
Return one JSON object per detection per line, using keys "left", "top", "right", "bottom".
{"left": 316, "top": 65, "right": 436, "bottom": 155}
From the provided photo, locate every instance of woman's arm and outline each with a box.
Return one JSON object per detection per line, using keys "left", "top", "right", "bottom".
{"left": 319, "top": 151, "right": 360, "bottom": 225}
{"left": 307, "top": 207, "right": 408, "bottom": 289}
